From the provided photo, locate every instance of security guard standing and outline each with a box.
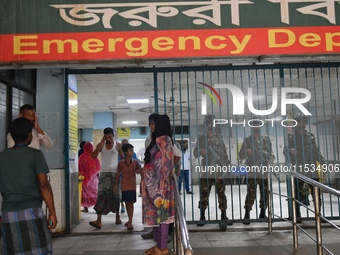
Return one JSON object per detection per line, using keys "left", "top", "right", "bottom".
{"left": 239, "top": 118, "right": 275, "bottom": 224}
{"left": 193, "top": 114, "right": 232, "bottom": 230}
{"left": 287, "top": 115, "right": 326, "bottom": 221}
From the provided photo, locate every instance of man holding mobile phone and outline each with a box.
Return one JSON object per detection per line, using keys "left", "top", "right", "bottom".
{"left": 7, "top": 104, "right": 53, "bottom": 149}
{"left": 89, "top": 127, "right": 124, "bottom": 229}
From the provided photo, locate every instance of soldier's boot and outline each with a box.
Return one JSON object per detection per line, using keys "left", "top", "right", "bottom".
{"left": 243, "top": 209, "right": 250, "bottom": 225}
{"left": 259, "top": 208, "right": 268, "bottom": 219}
{"left": 218, "top": 210, "right": 228, "bottom": 231}
{"left": 220, "top": 210, "right": 233, "bottom": 226}
{"left": 197, "top": 210, "right": 206, "bottom": 227}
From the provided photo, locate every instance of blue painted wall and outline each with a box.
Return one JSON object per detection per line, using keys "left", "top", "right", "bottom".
{"left": 81, "top": 128, "right": 93, "bottom": 142}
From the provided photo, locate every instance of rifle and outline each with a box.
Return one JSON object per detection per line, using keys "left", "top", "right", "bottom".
{"left": 208, "top": 145, "right": 221, "bottom": 162}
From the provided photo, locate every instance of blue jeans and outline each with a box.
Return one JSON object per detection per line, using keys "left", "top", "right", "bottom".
{"left": 178, "top": 170, "right": 190, "bottom": 192}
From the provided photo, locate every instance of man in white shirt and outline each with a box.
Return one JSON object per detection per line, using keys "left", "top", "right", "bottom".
{"left": 178, "top": 140, "right": 193, "bottom": 195}
{"left": 89, "top": 127, "right": 124, "bottom": 229}
{"left": 7, "top": 104, "right": 53, "bottom": 149}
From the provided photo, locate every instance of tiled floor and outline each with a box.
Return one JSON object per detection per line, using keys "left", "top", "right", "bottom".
{"left": 52, "top": 181, "right": 340, "bottom": 255}
{"left": 53, "top": 228, "right": 340, "bottom": 255}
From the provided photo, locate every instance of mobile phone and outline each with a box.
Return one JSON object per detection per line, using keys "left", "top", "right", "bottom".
{"left": 49, "top": 220, "right": 53, "bottom": 226}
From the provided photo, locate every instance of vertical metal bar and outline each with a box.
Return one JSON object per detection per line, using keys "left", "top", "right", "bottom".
{"left": 268, "top": 171, "right": 273, "bottom": 234}
{"left": 314, "top": 186, "right": 323, "bottom": 255}
{"left": 260, "top": 68, "right": 267, "bottom": 219}
{"left": 185, "top": 71, "right": 194, "bottom": 221}
{"left": 325, "top": 67, "right": 336, "bottom": 216}
{"left": 309, "top": 68, "right": 318, "bottom": 183}
{"left": 280, "top": 67, "right": 295, "bottom": 220}
{"left": 64, "top": 69, "right": 71, "bottom": 234}
{"left": 291, "top": 175, "right": 299, "bottom": 250}
{"left": 233, "top": 69, "right": 243, "bottom": 220}
{"left": 201, "top": 70, "right": 209, "bottom": 221}
{"left": 336, "top": 67, "right": 340, "bottom": 163}
{"left": 173, "top": 210, "right": 178, "bottom": 254}
{"left": 178, "top": 213, "right": 183, "bottom": 255}
{"left": 223, "top": 69, "right": 234, "bottom": 220}
{"left": 317, "top": 68, "right": 327, "bottom": 216}
{"left": 272, "top": 68, "right": 283, "bottom": 218}
{"left": 301, "top": 68, "right": 310, "bottom": 218}
{"left": 170, "top": 72, "right": 175, "bottom": 127}
{"left": 194, "top": 71, "right": 201, "bottom": 223}
{"left": 163, "top": 73, "right": 167, "bottom": 114}
{"left": 254, "top": 69, "right": 260, "bottom": 218}
{"left": 208, "top": 70, "right": 219, "bottom": 221}
{"left": 153, "top": 69, "right": 158, "bottom": 114}
{"left": 335, "top": 67, "right": 340, "bottom": 209}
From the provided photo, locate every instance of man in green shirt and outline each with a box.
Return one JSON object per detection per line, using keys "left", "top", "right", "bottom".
{"left": 0, "top": 118, "right": 57, "bottom": 254}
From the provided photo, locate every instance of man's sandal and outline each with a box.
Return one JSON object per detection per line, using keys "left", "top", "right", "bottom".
{"left": 89, "top": 221, "right": 102, "bottom": 229}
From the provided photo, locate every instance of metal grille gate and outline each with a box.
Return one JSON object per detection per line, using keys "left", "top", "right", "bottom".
{"left": 151, "top": 63, "right": 340, "bottom": 225}
{"left": 70, "top": 63, "right": 340, "bottom": 225}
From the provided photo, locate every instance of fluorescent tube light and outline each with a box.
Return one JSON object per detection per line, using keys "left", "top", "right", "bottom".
{"left": 127, "top": 99, "right": 149, "bottom": 104}
{"left": 122, "top": 121, "right": 138, "bottom": 124}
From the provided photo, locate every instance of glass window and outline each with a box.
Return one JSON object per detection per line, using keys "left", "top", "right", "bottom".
{"left": 13, "top": 70, "right": 35, "bottom": 90}
{"left": 12, "top": 88, "right": 34, "bottom": 119}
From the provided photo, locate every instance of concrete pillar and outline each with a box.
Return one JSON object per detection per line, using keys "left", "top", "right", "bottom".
{"left": 36, "top": 68, "right": 66, "bottom": 233}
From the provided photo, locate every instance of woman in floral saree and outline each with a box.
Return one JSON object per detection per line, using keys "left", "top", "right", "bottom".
{"left": 142, "top": 114, "right": 180, "bottom": 255}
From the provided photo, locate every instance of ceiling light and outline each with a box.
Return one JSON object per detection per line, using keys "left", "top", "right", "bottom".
{"left": 122, "top": 121, "right": 138, "bottom": 124}
{"left": 127, "top": 99, "right": 149, "bottom": 104}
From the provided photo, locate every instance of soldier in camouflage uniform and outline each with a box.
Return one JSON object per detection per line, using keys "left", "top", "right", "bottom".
{"left": 238, "top": 119, "right": 275, "bottom": 224}
{"left": 193, "top": 115, "right": 232, "bottom": 228}
{"left": 287, "top": 115, "right": 326, "bottom": 220}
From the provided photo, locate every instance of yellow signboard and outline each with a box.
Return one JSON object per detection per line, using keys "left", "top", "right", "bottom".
{"left": 118, "top": 128, "right": 130, "bottom": 138}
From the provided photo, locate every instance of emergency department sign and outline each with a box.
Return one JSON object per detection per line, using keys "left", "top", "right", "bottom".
{"left": 1, "top": 0, "right": 340, "bottom": 63}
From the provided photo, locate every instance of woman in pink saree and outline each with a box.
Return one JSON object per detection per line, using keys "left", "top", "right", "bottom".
{"left": 79, "top": 142, "right": 101, "bottom": 212}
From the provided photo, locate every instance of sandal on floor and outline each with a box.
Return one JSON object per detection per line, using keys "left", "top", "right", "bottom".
{"left": 124, "top": 222, "right": 129, "bottom": 227}
{"left": 115, "top": 218, "right": 122, "bottom": 225}
{"left": 147, "top": 247, "right": 168, "bottom": 255}
{"left": 126, "top": 222, "right": 133, "bottom": 230}
{"left": 145, "top": 245, "right": 157, "bottom": 253}
{"left": 89, "top": 221, "right": 101, "bottom": 229}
